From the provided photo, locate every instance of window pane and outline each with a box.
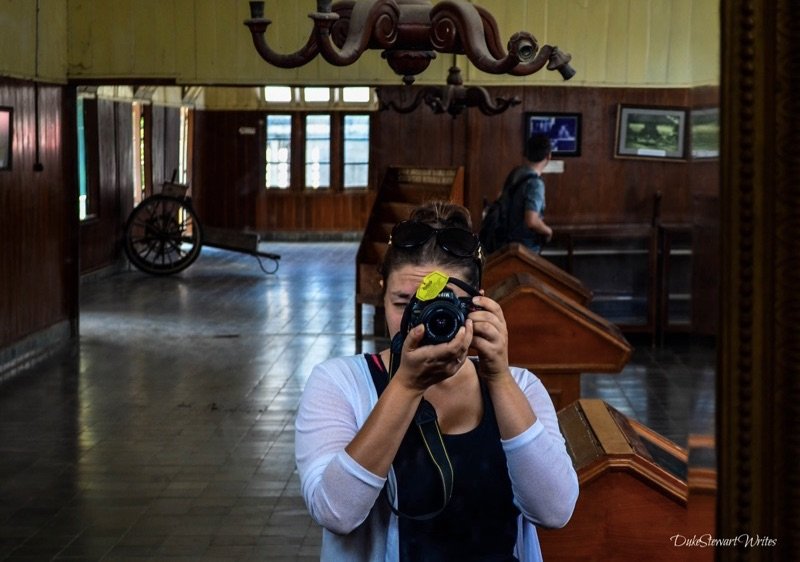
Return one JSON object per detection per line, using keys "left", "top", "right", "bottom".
{"left": 342, "top": 87, "right": 371, "bottom": 103}
{"left": 266, "top": 115, "right": 291, "bottom": 189}
{"left": 343, "top": 115, "right": 370, "bottom": 188}
{"left": 305, "top": 115, "right": 331, "bottom": 189}
{"left": 178, "top": 106, "right": 189, "bottom": 184}
{"left": 264, "top": 86, "right": 292, "bottom": 102}
{"left": 344, "top": 164, "right": 369, "bottom": 187}
{"left": 344, "top": 114, "right": 370, "bottom": 138}
{"left": 304, "top": 87, "right": 331, "bottom": 103}
{"left": 344, "top": 139, "right": 369, "bottom": 164}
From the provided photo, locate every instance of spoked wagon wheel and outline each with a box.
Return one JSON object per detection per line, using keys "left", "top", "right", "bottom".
{"left": 124, "top": 195, "right": 203, "bottom": 275}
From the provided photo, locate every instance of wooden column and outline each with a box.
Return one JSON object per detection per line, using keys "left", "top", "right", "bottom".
{"left": 717, "top": 0, "right": 800, "bottom": 558}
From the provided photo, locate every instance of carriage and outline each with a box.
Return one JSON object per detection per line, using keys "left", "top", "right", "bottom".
{"left": 124, "top": 181, "right": 280, "bottom": 275}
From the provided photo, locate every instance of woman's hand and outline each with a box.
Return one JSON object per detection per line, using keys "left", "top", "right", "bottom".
{"left": 469, "top": 293, "right": 537, "bottom": 438}
{"left": 468, "top": 293, "right": 511, "bottom": 383}
{"left": 392, "top": 320, "right": 474, "bottom": 393}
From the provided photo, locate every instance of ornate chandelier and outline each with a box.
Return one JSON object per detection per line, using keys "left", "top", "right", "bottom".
{"left": 377, "top": 63, "right": 521, "bottom": 117}
{"left": 244, "top": 0, "right": 575, "bottom": 85}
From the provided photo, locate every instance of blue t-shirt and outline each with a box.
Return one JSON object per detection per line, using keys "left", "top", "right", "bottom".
{"left": 506, "top": 166, "right": 546, "bottom": 252}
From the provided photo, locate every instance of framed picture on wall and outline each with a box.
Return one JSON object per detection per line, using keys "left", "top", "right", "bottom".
{"left": 615, "top": 105, "right": 687, "bottom": 161}
{"left": 0, "top": 107, "right": 11, "bottom": 171}
{"left": 526, "top": 112, "right": 581, "bottom": 157}
{"left": 690, "top": 107, "right": 720, "bottom": 159}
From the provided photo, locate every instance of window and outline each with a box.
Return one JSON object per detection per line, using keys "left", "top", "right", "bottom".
{"left": 266, "top": 115, "right": 291, "bottom": 189}
{"left": 178, "top": 106, "right": 190, "bottom": 184}
{"left": 262, "top": 86, "right": 377, "bottom": 110}
{"left": 138, "top": 108, "right": 146, "bottom": 196}
{"left": 77, "top": 98, "right": 89, "bottom": 219}
{"left": 262, "top": 87, "right": 374, "bottom": 191}
{"left": 264, "top": 113, "right": 370, "bottom": 191}
{"left": 343, "top": 115, "right": 370, "bottom": 188}
{"left": 341, "top": 87, "right": 372, "bottom": 104}
{"left": 264, "top": 86, "right": 293, "bottom": 103}
{"left": 132, "top": 103, "right": 146, "bottom": 206}
{"left": 304, "top": 87, "right": 331, "bottom": 103}
{"left": 305, "top": 115, "right": 331, "bottom": 189}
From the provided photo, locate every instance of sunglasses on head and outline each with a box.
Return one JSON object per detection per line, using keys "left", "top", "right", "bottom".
{"left": 389, "top": 220, "right": 482, "bottom": 259}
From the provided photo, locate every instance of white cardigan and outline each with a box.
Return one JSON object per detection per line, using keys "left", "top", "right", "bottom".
{"left": 295, "top": 355, "right": 579, "bottom": 561}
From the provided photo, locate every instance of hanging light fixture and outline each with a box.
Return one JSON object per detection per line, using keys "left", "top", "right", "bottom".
{"left": 243, "top": 0, "right": 575, "bottom": 85}
{"left": 376, "top": 60, "right": 521, "bottom": 117}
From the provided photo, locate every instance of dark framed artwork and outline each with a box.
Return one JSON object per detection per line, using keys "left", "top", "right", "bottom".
{"left": 615, "top": 105, "right": 687, "bottom": 161}
{"left": 690, "top": 107, "right": 720, "bottom": 159}
{"left": 526, "top": 112, "right": 581, "bottom": 157}
{"left": 0, "top": 107, "right": 11, "bottom": 171}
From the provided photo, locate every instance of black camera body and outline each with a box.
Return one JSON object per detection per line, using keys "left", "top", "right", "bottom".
{"left": 402, "top": 288, "right": 479, "bottom": 346}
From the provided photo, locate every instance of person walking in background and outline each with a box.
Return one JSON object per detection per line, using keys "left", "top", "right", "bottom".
{"left": 505, "top": 133, "right": 554, "bottom": 254}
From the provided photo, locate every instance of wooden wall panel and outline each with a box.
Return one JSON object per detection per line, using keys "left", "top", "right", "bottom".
{"left": 373, "top": 85, "right": 706, "bottom": 230}
{"left": 193, "top": 110, "right": 376, "bottom": 233}
{"left": 191, "top": 86, "right": 717, "bottom": 235}
{"left": 144, "top": 104, "right": 182, "bottom": 190}
{"left": 192, "top": 110, "right": 260, "bottom": 230}
{"left": 116, "top": 102, "right": 135, "bottom": 223}
{"left": 0, "top": 78, "right": 77, "bottom": 349}
{"left": 151, "top": 105, "right": 166, "bottom": 187}
{"left": 163, "top": 107, "right": 181, "bottom": 183}
{"left": 467, "top": 86, "right": 696, "bottom": 227}
{"left": 79, "top": 99, "right": 135, "bottom": 273}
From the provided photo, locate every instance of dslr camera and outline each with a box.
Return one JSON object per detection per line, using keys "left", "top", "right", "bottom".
{"left": 402, "top": 288, "right": 480, "bottom": 346}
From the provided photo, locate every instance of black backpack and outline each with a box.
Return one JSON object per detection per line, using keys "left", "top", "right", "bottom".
{"left": 479, "top": 168, "right": 535, "bottom": 255}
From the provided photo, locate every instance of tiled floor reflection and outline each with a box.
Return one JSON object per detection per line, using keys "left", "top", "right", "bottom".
{"left": 0, "top": 243, "right": 715, "bottom": 560}
{"left": 581, "top": 335, "right": 716, "bottom": 446}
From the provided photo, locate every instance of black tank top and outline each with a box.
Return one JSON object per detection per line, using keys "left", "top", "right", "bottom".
{"left": 365, "top": 354, "right": 519, "bottom": 562}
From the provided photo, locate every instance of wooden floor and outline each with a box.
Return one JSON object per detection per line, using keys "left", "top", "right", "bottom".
{"left": 0, "top": 243, "right": 716, "bottom": 560}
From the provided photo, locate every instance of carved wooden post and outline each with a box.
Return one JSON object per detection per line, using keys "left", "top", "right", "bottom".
{"left": 719, "top": 0, "right": 800, "bottom": 558}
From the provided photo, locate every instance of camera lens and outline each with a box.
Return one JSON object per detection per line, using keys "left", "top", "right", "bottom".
{"left": 421, "top": 303, "right": 464, "bottom": 344}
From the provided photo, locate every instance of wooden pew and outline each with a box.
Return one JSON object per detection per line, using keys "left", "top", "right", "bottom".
{"left": 483, "top": 242, "right": 592, "bottom": 305}
{"left": 488, "top": 273, "right": 631, "bottom": 410}
{"left": 538, "top": 399, "right": 714, "bottom": 562}
{"left": 355, "top": 166, "right": 464, "bottom": 350}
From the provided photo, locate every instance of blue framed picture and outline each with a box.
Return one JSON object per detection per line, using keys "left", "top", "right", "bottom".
{"left": 526, "top": 112, "right": 581, "bottom": 157}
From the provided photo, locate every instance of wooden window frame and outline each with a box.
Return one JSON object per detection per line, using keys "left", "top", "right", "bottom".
{"left": 265, "top": 111, "right": 370, "bottom": 193}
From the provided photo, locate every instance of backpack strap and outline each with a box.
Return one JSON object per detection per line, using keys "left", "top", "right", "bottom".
{"left": 500, "top": 168, "right": 537, "bottom": 232}
{"left": 501, "top": 167, "right": 536, "bottom": 202}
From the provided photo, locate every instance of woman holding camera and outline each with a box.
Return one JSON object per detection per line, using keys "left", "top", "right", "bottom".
{"left": 295, "top": 201, "right": 578, "bottom": 561}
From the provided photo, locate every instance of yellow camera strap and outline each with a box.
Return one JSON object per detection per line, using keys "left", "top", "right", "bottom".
{"left": 377, "top": 272, "right": 479, "bottom": 519}
{"left": 408, "top": 399, "right": 455, "bottom": 520}
{"left": 376, "top": 341, "right": 455, "bottom": 521}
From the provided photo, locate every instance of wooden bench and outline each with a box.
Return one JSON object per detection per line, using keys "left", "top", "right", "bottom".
{"left": 488, "top": 272, "right": 631, "bottom": 410}
{"left": 538, "top": 399, "right": 714, "bottom": 562}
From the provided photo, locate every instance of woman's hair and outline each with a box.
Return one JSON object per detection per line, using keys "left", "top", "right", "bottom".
{"left": 379, "top": 200, "right": 482, "bottom": 288}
